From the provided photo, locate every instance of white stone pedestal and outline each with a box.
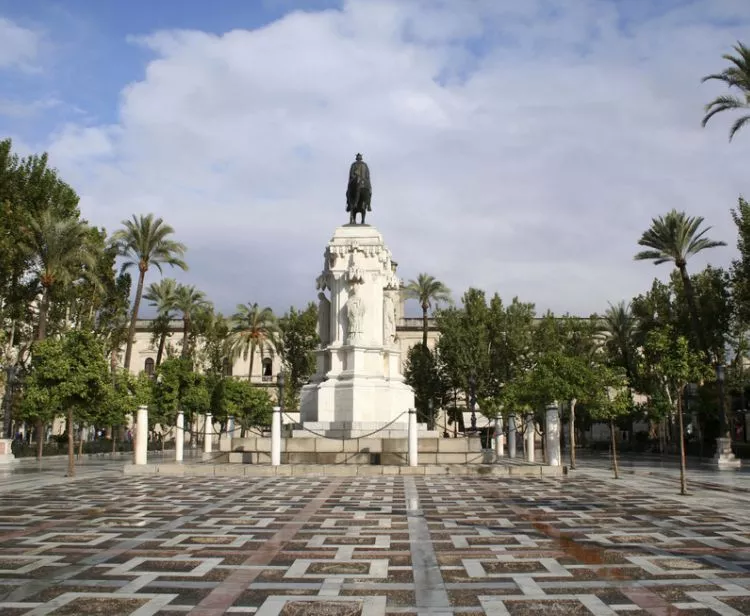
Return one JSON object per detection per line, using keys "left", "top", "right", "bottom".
{"left": 299, "top": 224, "right": 418, "bottom": 438}
{"left": 545, "top": 404, "right": 561, "bottom": 467}
{"left": 714, "top": 437, "right": 741, "bottom": 469}
{"left": 0, "top": 438, "right": 16, "bottom": 465}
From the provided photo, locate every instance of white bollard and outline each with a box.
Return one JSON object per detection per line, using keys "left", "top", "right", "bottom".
{"left": 508, "top": 414, "right": 517, "bottom": 458}
{"left": 203, "top": 412, "right": 212, "bottom": 454}
{"left": 525, "top": 414, "right": 535, "bottom": 462}
{"left": 494, "top": 415, "right": 504, "bottom": 460}
{"left": 271, "top": 406, "right": 281, "bottom": 466}
{"left": 175, "top": 411, "right": 184, "bottom": 462}
{"left": 134, "top": 405, "right": 148, "bottom": 465}
{"left": 545, "top": 403, "right": 561, "bottom": 466}
{"left": 408, "top": 408, "right": 418, "bottom": 466}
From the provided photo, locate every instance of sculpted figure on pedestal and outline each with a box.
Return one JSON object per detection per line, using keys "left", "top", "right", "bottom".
{"left": 345, "top": 285, "right": 365, "bottom": 345}
{"left": 317, "top": 291, "right": 331, "bottom": 347}
{"left": 383, "top": 293, "right": 396, "bottom": 346}
{"left": 346, "top": 153, "right": 372, "bottom": 225}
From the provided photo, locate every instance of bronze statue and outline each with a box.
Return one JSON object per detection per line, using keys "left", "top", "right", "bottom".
{"left": 346, "top": 153, "right": 372, "bottom": 224}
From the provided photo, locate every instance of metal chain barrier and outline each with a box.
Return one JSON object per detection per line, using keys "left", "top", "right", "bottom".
{"left": 282, "top": 410, "right": 408, "bottom": 440}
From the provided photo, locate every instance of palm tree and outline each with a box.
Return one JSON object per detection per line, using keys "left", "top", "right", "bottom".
{"left": 702, "top": 42, "right": 750, "bottom": 141}
{"left": 229, "top": 302, "right": 281, "bottom": 380}
{"left": 635, "top": 209, "right": 726, "bottom": 359}
{"left": 173, "top": 284, "right": 210, "bottom": 359}
{"left": 403, "top": 273, "right": 452, "bottom": 347}
{"left": 601, "top": 302, "right": 638, "bottom": 383}
{"left": 143, "top": 278, "right": 178, "bottom": 366}
{"left": 111, "top": 214, "right": 187, "bottom": 370}
{"left": 19, "top": 210, "right": 99, "bottom": 341}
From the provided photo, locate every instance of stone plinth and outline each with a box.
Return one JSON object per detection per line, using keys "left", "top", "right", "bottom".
{"left": 300, "top": 224, "right": 415, "bottom": 435}
{"left": 714, "top": 437, "right": 741, "bottom": 469}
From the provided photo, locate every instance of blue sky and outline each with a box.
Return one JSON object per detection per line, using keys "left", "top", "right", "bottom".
{"left": 1, "top": 0, "right": 750, "bottom": 316}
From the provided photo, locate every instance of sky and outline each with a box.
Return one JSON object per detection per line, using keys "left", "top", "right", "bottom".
{"left": 1, "top": 0, "right": 749, "bottom": 318}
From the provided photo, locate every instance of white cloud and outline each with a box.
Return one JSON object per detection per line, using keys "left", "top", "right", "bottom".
{"left": 44, "top": 0, "right": 750, "bottom": 316}
{"left": 0, "top": 17, "right": 42, "bottom": 70}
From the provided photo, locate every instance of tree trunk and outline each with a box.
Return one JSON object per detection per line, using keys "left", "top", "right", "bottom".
{"left": 111, "top": 426, "right": 117, "bottom": 453}
{"left": 181, "top": 316, "right": 190, "bottom": 358}
{"left": 67, "top": 409, "right": 75, "bottom": 477}
{"left": 678, "top": 264, "right": 709, "bottom": 358}
{"left": 421, "top": 304, "right": 428, "bottom": 348}
{"left": 569, "top": 398, "right": 577, "bottom": 469}
{"left": 36, "top": 286, "right": 50, "bottom": 341}
{"left": 610, "top": 420, "right": 619, "bottom": 479}
{"left": 248, "top": 342, "right": 256, "bottom": 382}
{"left": 35, "top": 419, "right": 44, "bottom": 460}
{"left": 123, "top": 267, "right": 147, "bottom": 371}
{"left": 156, "top": 331, "right": 166, "bottom": 366}
{"left": 677, "top": 386, "right": 687, "bottom": 495}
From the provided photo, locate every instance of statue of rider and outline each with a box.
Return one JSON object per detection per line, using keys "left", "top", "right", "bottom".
{"left": 346, "top": 153, "right": 372, "bottom": 224}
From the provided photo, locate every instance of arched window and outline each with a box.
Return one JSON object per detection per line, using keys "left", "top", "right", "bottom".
{"left": 262, "top": 357, "right": 273, "bottom": 381}
{"left": 144, "top": 357, "right": 155, "bottom": 377}
{"left": 222, "top": 358, "right": 233, "bottom": 377}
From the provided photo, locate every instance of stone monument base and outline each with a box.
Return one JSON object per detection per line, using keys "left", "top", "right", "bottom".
{"left": 713, "top": 437, "right": 741, "bottom": 469}
{"left": 292, "top": 421, "right": 439, "bottom": 439}
{"left": 0, "top": 439, "right": 17, "bottom": 465}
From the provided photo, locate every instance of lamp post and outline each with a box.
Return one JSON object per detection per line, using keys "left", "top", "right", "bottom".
{"left": 468, "top": 373, "right": 477, "bottom": 432}
{"left": 2, "top": 365, "right": 20, "bottom": 439}
{"left": 277, "top": 371, "right": 285, "bottom": 413}
{"left": 716, "top": 363, "right": 729, "bottom": 440}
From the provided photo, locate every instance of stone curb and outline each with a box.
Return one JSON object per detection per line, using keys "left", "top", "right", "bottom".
{"left": 123, "top": 462, "right": 565, "bottom": 478}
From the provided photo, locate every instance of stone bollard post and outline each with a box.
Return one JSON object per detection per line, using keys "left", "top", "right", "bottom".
{"left": 494, "top": 415, "right": 504, "bottom": 461}
{"left": 203, "top": 413, "right": 212, "bottom": 454}
{"left": 545, "top": 403, "right": 561, "bottom": 466}
{"left": 408, "top": 408, "right": 418, "bottom": 466}
{"left": 175, "top": 411, "right": 184, "bottom": 462}
{"left": 525, "top": 414, "right": 535, "bottom": 463}
{"left": 271, "top": 406, "right": 281, "bottom": 466}
{"left": 508, "top": 414, "right": 517, "bottom": 458}
{"left": 134, "top": 405, "right": 148, "bottom": 465}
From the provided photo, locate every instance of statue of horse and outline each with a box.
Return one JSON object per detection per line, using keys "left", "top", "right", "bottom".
{"left": 346, "top": 176, "right": 371, "bottom": 224}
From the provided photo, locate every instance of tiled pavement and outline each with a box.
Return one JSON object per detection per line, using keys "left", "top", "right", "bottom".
{"left": 0, "top": 472, "right": 750, "bottom": 615}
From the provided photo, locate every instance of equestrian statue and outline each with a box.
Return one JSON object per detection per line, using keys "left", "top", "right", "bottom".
{"left": 346, "top": 153, "right": 372, "bottom": 225}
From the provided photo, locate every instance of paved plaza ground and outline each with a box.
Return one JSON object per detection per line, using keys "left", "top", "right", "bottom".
{"left": 1, "top": 460, "right": 750, "bottom": 615}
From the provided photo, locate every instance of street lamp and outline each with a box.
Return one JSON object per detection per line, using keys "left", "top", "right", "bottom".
{"left": 468, "top": 373, "right": 477, "bottom": 431}
{"left": 277, "top": 372, "right": 285, "bottom": 413}
{"left": 716, "top": 363, "right": 730, "bottom": 440}
{"left": 2, "top": 365, "right": 20, "bottom": 439}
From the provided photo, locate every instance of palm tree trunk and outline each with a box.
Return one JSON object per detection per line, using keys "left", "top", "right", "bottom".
{"left": 67, "top": 408, "right": 75, "bottom": 477}
{"left": 610, "top": 420, "right": 619, "bottom": 479}
{"left": 36, "top": 286, "right": 50, "bottom": 341}
{"left": 124, "top": 268, "right": 146, "bottom": 370}
{"left": 569, "top": 398, "right": 577, "bottom": 469}
{"left": 156, "top": 332, "right": 166, "bottom": 366}
{"left": 422, "top": 305, "right": 428, "bottom": 348}
{"left": 678, "top": 264, "right": 709, "bottom": 358}
{"left": 248, "top": 342, "right": 256, "bottom": 382}
{"left": 77, "top": 426, "right": 84, "bottom": 458}
{"left": 181, "top": 316, "right": 189, "bottom": 358}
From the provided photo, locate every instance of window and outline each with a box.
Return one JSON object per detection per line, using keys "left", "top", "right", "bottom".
{"left": 222, "top": 358, "right": 233, "bottom": 377}
{"left": 262, "top": 357, "right": 273, "bottom": 382}
{"left": 144, "top": 358, "right": 155, "bottom": 377}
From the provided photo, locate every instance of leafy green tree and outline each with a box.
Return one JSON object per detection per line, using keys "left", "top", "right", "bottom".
{"left": 404, "top": 273, "right": 452, "bottom": 347}
{"left": 702, "top": 42, "right": 750, "bottom": 140}
{"left": 587, "top": 366, "right": 632, "bottom": 479}
{"left": 21, "top": 331, "right": 109, "bottom": 475}
{"left": 143, "top": 278, "right": 178, "bottom": 366}
{"left": 229, "top": 303, "right": 281, "bottom": 380}
{"left": 211, "top": 378, "right": 272, "bottom": 434}
{"left": 279, "top": 303, "right": 318, "bottom": 409}
{"left": 152, "top": 357, "right": 208, "bottom": 444}
{"left": 601, "top": 302, "right": 638, "bottom": 383}
{"left": 404, "top": 344, "right": 447, "bottom": 429}
{"left": 111, "top": 214, "right": 187, "bottom": 370}
{"left": 635, "top": 210, "right": 726, "bottom": 359}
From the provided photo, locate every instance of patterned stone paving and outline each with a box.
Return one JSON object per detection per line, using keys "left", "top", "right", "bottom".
{"left": 0, "top": 474, "right": 749, "bottom": 615}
